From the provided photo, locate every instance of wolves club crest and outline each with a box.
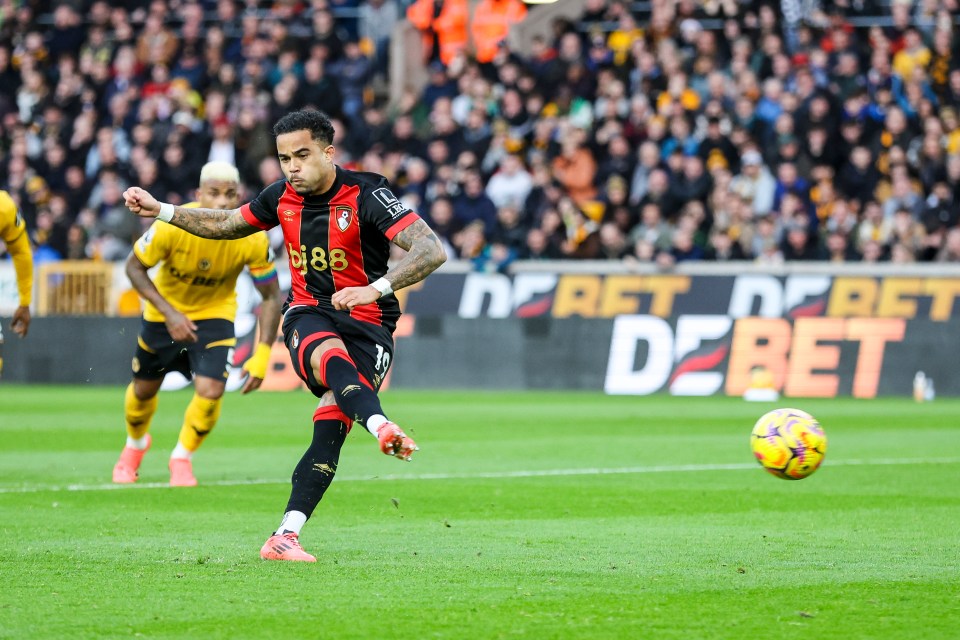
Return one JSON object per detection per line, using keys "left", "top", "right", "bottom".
{"left": 335, "top": 206, "right": 353, "bottom": 232}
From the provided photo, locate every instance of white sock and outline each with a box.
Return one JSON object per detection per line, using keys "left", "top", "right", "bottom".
{"left": 276, "top": 510, "right": 308, "bottom": 535}
{"left": 170, "top": 443, "right": 193, "bottom": 460}
{"left": 365, "top": 414, "right": 388, "bottom": 437}
{"left": 126, "top": 435, "right": 149, "bottom": 450}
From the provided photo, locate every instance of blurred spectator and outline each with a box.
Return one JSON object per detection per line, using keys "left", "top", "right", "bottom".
{"left": 705, "top": 226, "right": 748, "bottom": 261}
{"left": 937, "top": 228, "right": 960, "bottom": 262}
{"left": 422, "top": 62, "right": 458, "bottom": 111}
{"left": 471, "top": 0, "right": 528, "bottom": 65}
{"left": 454, "top": 171, "right": 498, "bottom": 234}
{"left": 730, "top": 150, "right": 776, "bottom": 217}
{"left": 424, "top": 196, "right": 462, "bottom": 252}
{"left": 311, "top": 9, "right": 346, "bottom": 63}
{"left": 629, "top": 141, "right": 663, "bottom": 206}
{"left": 358, "top": 0, "right": 400, "bottom": 79}
{"left": 551, "top": 133, "right": 597, "bottom": 208}
{"left": 882, "top": 166, "right": 923, "bottom": 219}
{"left": 521, "top": 227, "right": 563, "bottom": 260}
{"left": 837, "top": 146, "right": 881, "bottom": 203}
{"left": 490, "top": 204, "right": 527, "bottom": 252}
{"left": 407, "top": 0, "right": 469, "bottom": 66}
{"left": 327, "top": 40, "right": 372, "bottom": 124}
{"left": 486, "top": 154, "right": 533, "bottom": 210}
{"left": 136, "top": 13, "right": 178, "bottom": 67}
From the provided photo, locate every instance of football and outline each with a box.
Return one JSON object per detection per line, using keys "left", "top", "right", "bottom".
{"left": 750, "top": 408, "right": 827, "bottom": 480}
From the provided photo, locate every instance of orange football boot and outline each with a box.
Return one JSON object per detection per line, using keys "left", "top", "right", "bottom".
{"left": 376, "top": 422, "right": 418, "bottom": 461}
{"left": 112, "top": 435, "right": 152, "bottom": 483}
{"left": 260, "top": 532, "right": 317, "bottom": 562}
{"left": 168, "top": 457, "right": 198, "bottom": 487}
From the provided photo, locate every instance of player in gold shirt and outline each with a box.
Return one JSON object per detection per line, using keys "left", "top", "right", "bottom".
{"left": 112, "top": 162, "right": 282, "bottom": 486}
{"left": 0, "top": 190, "right": 33, "bottom": 379}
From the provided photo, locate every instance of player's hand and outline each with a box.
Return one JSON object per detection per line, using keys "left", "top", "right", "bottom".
{"left": 331, "top": 285, "right": 382, "bottom": 311}
{"left": 11, "top": 305, "right": 30, "bottom": 337}
{"left": 240, "top": 343, "right": 271, "bottom": 394}
{"left": 123, "top": 186, "right": 161, "bottom": 218}
{"left": 165, "top": 310, "right": 198, "bottom": 343}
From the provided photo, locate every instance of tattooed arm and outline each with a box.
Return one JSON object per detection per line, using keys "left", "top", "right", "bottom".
{"left": 382, "top": 219, "right": 447, "bottom": 291}
{"left": 122, "top": 186, "right": 259, "bottom": 239}
{"left": 331, "top": 219, "right": 447, "bottom": 311}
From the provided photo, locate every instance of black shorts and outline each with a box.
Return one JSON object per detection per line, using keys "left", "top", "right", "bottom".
{"left": 282, "top": 305, "right": 394, "bottom": 398}
{"left": 132, "top": 319, "right": 235, "bottom": 382}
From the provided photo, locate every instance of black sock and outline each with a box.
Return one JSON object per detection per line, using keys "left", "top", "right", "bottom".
{"left": 322, "top": 351, "right": 384, "bottom": 426}
{"left": 284, "top": 414, "right": 348, "bottom": 518}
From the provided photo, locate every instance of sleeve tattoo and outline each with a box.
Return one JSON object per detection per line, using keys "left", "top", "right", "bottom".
{"left": 387, "top": 219, "right": 447, "bottom": 291}
{"left": 170, "top": 207, "right": 258, "bottom": 239}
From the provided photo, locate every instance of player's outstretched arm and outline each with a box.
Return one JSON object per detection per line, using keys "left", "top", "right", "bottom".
{"left": 331, "top": 219, "right": 447, "bottom": 311}
{"left": 123, "top": 186, "right": 258, "bottom": 239}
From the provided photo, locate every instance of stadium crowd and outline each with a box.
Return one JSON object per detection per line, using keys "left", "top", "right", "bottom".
{"left": 2, "top": 0, "right": 960, "bottom": 270}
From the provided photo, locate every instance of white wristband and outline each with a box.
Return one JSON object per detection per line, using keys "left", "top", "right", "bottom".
{"left": 157, "top": 202, "right": 174, "bottom": 222}
{"left": 370, "top": 277, "right": 393, "bottom": 298}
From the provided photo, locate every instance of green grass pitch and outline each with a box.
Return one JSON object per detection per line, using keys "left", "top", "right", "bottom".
{"left": 1, "top": 386, "right": 958, "bottom": 639}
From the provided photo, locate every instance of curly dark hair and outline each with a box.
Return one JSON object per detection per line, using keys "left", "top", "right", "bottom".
{"left": 272, "top": 109, "right": 336, "bottom": 146}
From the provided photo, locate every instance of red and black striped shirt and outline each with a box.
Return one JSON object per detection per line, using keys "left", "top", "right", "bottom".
{"left": 240, "top": 167, "right": 420, "bottom": 331}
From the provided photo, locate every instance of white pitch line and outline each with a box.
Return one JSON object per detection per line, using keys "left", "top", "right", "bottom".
{"left": 0, "top": 457, "right": 958, "bottom": 495}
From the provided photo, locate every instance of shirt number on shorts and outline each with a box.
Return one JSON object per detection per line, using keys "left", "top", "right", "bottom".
{"left": 374, "top": 344, "right": 391, "bottom": 375}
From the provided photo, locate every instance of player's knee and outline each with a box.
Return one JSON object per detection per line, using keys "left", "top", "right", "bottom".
{"left": 318, "top": 390, "right": 337, "bottom": 407}
{"left": 194, "top": 378, "right": 226, "bottom": 400}
{"left": 131, "top": 380, "right": 160, "bottom": 401}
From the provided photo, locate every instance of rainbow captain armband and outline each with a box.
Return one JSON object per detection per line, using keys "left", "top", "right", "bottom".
{"left": 242, "top": 343, "right": 272, "bottom": 379}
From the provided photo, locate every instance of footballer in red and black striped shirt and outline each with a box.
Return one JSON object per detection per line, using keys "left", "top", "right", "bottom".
{"left": 239, "top": 160, "right": 417, "bottom": 332}
{"left": 123, "top": 110, "right": 447, "bottom": 562}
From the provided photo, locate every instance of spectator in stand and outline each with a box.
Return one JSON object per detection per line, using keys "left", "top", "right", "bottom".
{"left": 406, "top": 0, "right": 469, "bottom": 66}
{"left": 937, "top": 228, "right": 960, "bottom": 263}
{"left": 310, "top": 9, "right": 346, "bottom": 63}
{"left": 824, "top": 230, "right": 862, "bottom": 262}
{"left": 629, "top": 141, "right": 663, "bottom": 206}
{"left": 730, "top": 150, "right": 776, "bottom": 217}
{"left": 455, "top": 171, "right": 498, "bottom": 234}
{"left": 358, "top": 0, "right": 399, "bottom": 80}
{"left": 471, "top": 0, "right": 528, "bottom": 66}
{"left": 596, "top": 134, "right": 635, "bottom": 190}
{"left": 837, "top": 145, "right": 881, "bottom": 204}
{"left": 922, "top": 181, "right": 960, "bottom": 238}
{"left": 136, "top": 13, "right": 178, "bottom": 67}
{"left": 422, "top": 62, "right": 458, "bottom": 112}
{"left": 638, "top": 168, "right": 680, "bottom": 223}
{"left": 704, "top": 226, "right": 748, "bottom": 261}
{"left": 328, "top": 39, "right": 372, "bottom": 125}
{"left": 629, "top": 202, "right": 672, "bottom": 253}
{"left": 550, "top": 132, "right": 597, "bottom": 209}
{"left": 486, "top": 154, "right": 533, "bottom": 210}
{"left": 521, "top": 227, "right": 562, "bottom": 260}
{"left": 424, "top": 197, "right": 461, "bottom": 256}
{"left": 882, "top": 166, "right": 924, "bottom": 219}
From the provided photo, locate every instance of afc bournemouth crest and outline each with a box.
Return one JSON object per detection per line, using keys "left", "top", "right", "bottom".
{"left": 292, "top": 329, "right": 299, "bottom": 349}
{"left": 335, "top": 206, "right": 353, "bottom": 232}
